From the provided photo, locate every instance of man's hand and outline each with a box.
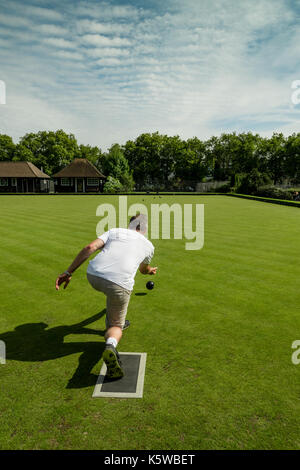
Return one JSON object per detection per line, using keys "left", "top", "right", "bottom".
{"left": 139, "top": 263, "right": 158, "bottom": 275}
{"left": 148, "top": 267, "right": 158, "bottom": 275}
{"left": 56, "top": 272, "right": 72, "bottom": 290}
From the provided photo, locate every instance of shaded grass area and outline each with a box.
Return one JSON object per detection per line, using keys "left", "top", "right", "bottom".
{"left": 0, "top": 195, "right": 300, "bottom": 449}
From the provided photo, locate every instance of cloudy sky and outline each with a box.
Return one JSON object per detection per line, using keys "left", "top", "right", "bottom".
{"left": 0, "top": 0, "right": 300, "bottom": 151}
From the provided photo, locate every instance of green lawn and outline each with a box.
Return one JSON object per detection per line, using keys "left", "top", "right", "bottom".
{"left": 0, "top": 194, "right": 300, "bottom": 450}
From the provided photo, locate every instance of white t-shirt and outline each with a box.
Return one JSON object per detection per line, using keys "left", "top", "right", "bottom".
{"left": 87, "top": 228, "right": 155, "bottom": 291}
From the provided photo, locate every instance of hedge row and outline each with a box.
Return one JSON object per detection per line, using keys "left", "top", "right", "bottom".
{"left": 226, "top": 193, "right": 300, "bottom": 208}
{"left": 0, "top": 192, "right": 221, "bottom": 196}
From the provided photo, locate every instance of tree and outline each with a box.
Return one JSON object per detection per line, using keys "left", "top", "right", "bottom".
{"left": 103, "top": 176, "right": 122, "bottom": 193}
{"left": 160, "top": 135, "right": 185, "bottom": 187}
{"left": 235, "top": 168, "right": 272, "bottom": 194}
{"left": 0, "top": 134, "right": 15, "bottom": 161}
{"left": 123, "top": 132, "right": 165, "bottom": 189}
{"left": 75, "top": 144, "right": 103, "bottom": 166}
{"left": 123, "top": 132, "right": 198, "bottom": 190}
{"left": 19, "top": 130, "right": 78, "bottom": 175}
{"left": 232, "top": 132, "right": 262, "bottom": 174}
{"left": 205, "top": 132, "right": 263, "bottom": 181}
{"left": 177, "top": 137, "right": 208, "bottom": 182}
{"left": 284, "top": 133, "right": 300, "bottom": 183}
{"left": 259, "top": 133, "right": 286, "bottom": 184}
{"left": 102, "top": 144, "right": 134, "bottom": 191}
{"left": 205, "top": 135, "right": 231, "bottom": 180}
{"left": 12, "top": 144, "right": 34, "bottom": 162}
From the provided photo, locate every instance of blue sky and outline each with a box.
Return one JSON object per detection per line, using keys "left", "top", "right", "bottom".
{"left": 0, "top": 0, "right": 300, "bottom": 151}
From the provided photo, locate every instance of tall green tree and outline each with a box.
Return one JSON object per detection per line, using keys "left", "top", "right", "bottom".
{"left": 102, "top": 144, "right": 134, "bottom": 191}
{"left": 259, "top": 133, "right": 286, "bottom": 184}
{"left": 284, "top": 133, "right": 300, "bottom": 183}
{"left": 205, "top": 135, "right": 231, "bottom": 180}
{"left": 12, "top": 144, "right": 34, "bottom": 162}
{"left": 19, "top": 130, "right": 78, "bottom": 175}
{"left": 123, "top": 132, "right": 165, "bottom": 188}
{"left": 233, "top": 132, "right": 264, "bottom": 174}
{"left": 159, "top": 135, "right": 185, "bottom": 187}
{"left": 0, "top": 134, "right": 15, "bottom": 161}
{"left": 181, "top": 137, "right": 208, "bottom": 181}
{"left": 75, "top": 144, "right": 103, "bottom": 166}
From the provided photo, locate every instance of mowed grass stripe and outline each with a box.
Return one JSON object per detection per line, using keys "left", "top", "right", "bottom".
{"left": 0, "top": 213, "right": 96, "bottom": 238}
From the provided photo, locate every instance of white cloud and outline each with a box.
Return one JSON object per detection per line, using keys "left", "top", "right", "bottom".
{"left": 35, "top": 24, "right": 69, "bottom": 36}
{"left": 95, "top": 57, "right": 122, "bottom": 66}
{"left": 0, "top": 93, "right": 83, "bottom": 144}
{"left": 0, "top": 13, "right": 32, "bottom": 28}
{"left": 17, "top": 4, "right": 63, "bottom": 21}
{"left": 0, "top": 26, "right": 38, "bottom": 43}
{"left": 54, "top": 50, "right": 84, "bottom": 61}
{"left": 85, "top": 47, "right": 130, "bottom": 58}
{"left": 29, "top": 6, "right": 63, "bottom": 20}
{"left": 42, "top": 37, "right": 76, "bottom": 49}
{"left": 0, "top": 37, "right": 11, "bottom": 48}
{"left": 80, "top": 34, "right": 132, "bottom": 47}
{"left": 1, "top": 1, "right": 63, "bottom": 21}
{"left": 0, "top": 0, "right": 298, "bottom": 151}
{"left": 76, "top": 19, "right": 132, "bottom": 35}
{"left": 241, "top": 0, "right": 294, "bottom": 28}
{"left": 75, "top": 1, "right": 141, "bottom": 20}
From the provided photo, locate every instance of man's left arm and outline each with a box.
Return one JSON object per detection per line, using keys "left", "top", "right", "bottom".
{"left": 139, "top": 245, "right": 157, "bottom": 275}
{"left": 55, "top": 238, "right": 105, "bottom": 290}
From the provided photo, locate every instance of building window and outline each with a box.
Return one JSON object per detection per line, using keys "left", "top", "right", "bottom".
{"left": 87, "top": 178, "right": 99, "bottom": 186}
{"left": 0, "top": 178, "right": 8, "bottom": 186}
{"left": 11, "top": 178, "right": 17, "bottom": 186}
{"left": 61, "top": 178, "right": 71, "bottom": 186}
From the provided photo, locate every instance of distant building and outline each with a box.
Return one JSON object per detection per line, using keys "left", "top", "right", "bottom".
{"left": 53, "top": 158, "right": 106, "bottom": 193}
{"left": 0, "top": 161, "right": 50, "bottom": 193}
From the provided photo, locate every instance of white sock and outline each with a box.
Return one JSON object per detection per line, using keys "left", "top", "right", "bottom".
{"left": 106, "top": 337, "right": 118, "bottom": 348}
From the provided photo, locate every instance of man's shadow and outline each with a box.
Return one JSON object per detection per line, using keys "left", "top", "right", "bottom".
{"left": 0, "top": 310, "right": 107, "bottom": 389}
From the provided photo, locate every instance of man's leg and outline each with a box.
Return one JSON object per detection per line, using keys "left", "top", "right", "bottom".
{"left": 105, "top": 284, "right": 131, "bottom": 345}
{"left": 104, "top": 323, "right": 124, "bottom": 379}
{"left": 87, "top": 274, "right": 129, "bottom": 347}
{"left": 103, "top": 283, "right": 131, "bottom": 378}
{"left": 105, "top": 326, "right": 123, "bottom": 347}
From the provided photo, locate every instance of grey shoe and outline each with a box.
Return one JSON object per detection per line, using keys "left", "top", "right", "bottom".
{"left": 103, "top": 344, "right": 124, "bottom": 379}
{"left": 122, "top": 319, "right": 130, "bottom": 330}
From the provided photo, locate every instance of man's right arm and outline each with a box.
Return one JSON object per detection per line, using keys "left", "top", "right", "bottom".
{"left": 55, "top": 238, "right": 105, "bottom": 290}
{"left": 66, "top": 238, "right": 105, "bottom": 275}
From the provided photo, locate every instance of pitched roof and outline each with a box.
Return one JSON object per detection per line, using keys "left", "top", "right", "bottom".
{"left": 53, "top": 158, "right": 105, "bottom": 178}
{"left": 0, "top": 161, "right": 50, "bottom": 178}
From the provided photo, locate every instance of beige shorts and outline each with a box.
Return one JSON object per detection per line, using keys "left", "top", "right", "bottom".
{"left": 87, "top": 273, "right": 131, "bottom": 329}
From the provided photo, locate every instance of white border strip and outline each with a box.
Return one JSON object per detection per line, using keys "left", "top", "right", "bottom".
{"left": 92, "top": 352, "right": 147, "bottom": 398}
